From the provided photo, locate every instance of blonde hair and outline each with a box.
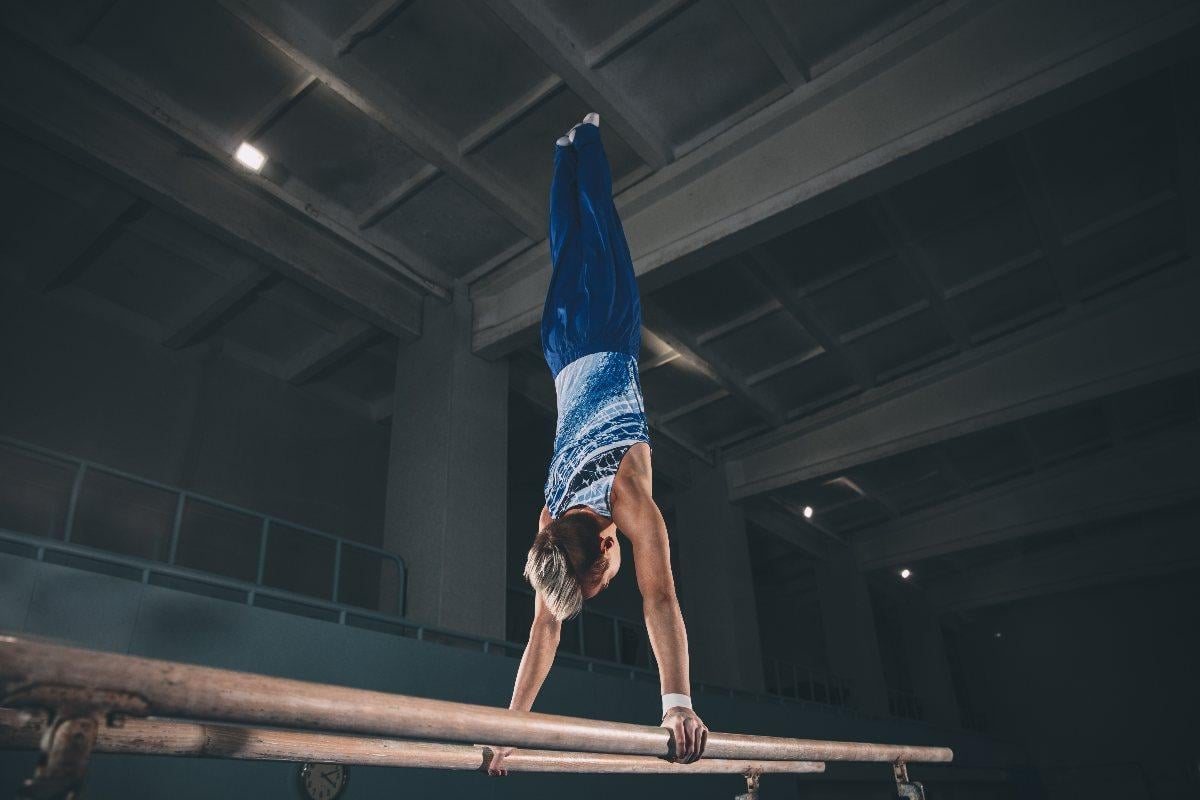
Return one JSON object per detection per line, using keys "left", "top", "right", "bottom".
{"left": 524, "top": 514, "right": 607, "bottom": 621}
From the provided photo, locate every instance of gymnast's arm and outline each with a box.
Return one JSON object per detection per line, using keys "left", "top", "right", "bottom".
{"left": 610, "top": 449, "right": 708, "bottom": 763}
{"left": 509, "top": 591, "right": 562, "bottom": 713}
{"left": 489, "top": 507, "right": 561, "bottom": 776}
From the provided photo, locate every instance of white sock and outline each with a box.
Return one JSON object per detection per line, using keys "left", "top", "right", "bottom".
{"left": 560, "top": 114, "right": 599, "bottom": 146}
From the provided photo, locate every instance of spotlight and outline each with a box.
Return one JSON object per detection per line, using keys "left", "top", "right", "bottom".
{"left": 235, "top": 141, "right": 267, "bottom": 172}
{"left": 802, "top": 505, "right": 813, "bottom": 519}
{"left": 994, "top": 631, "right": 1003, "bottom": 639}
{"left": 899, "top": 568, "right": 912, "bottom": 580}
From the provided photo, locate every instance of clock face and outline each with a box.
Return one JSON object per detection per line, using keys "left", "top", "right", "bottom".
{"left": 299, "top": 763, "right": 350, "bottom": 800}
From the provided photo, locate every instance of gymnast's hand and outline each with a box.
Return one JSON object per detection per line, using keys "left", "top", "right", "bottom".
{"left": 485, "top": 745, "right": 513, "bottom": 776}
{"left": 662, "top": 707, "right": 708, "bottom": 763}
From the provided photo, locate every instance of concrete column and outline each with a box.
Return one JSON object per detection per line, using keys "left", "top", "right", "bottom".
{"left": 900, "top": 595, "right": 961, "bottom": 728}
{"left": 674, "top": 461, "right": 764, "bottom": 693}
{"left": 815, "top": 549, "right": 889, "bottom": 716}
{"left": 383, "top": 289, "right": 508, "bottom": 640}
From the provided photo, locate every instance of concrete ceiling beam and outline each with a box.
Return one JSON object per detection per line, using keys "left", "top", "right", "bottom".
{"left": 855, "top": 423, "right": 1200, "bottom": 570}
{"left": 472, "top": 0, "right": 1200, "bottom": 358}
{"left": 219, "top": 0, "right": 545, "bottom": 242}
{"left": 482, "top": 0, "right": 674, "bottom": 170}
{"left": 923, "top": 503, "right": 1200, "bottom": 612}
{"left": 725, "top": 266, "right": 1200, "bottom": 500}
{"left": 0, "top": 30, "right": 424, "bottom": 340}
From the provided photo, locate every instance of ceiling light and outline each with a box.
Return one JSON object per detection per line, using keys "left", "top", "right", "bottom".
{"left": 802, "top": 505, "right": 813, "bottom": 519}
{"left": 994, "top": 631, "right": 1003, "bottom": 639}
{"left": 899, "top": 568, "right": 912, "bottom": 580}
{"left": 235, "top": 141, "right": 267, "bottom": 172}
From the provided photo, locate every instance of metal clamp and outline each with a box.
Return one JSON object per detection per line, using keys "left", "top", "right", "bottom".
{"left": 894, "top": 761, "right": 926, "bottom": 800}
{"left": 4, "top": 684, "right": 149, "bottom": 800}
{"left": 735, "top": 768, "right": 762, "bottom": 800}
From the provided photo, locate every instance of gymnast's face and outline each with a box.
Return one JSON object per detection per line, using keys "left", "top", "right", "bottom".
{"left": 584, "top": 528, "right": 621, "bottom": 598}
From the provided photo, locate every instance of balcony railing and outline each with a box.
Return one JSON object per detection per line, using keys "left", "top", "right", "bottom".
{"left": 0, "top": 436, "right": 405, "bottom": 616}
{"left": 763, "top": 657, "right": 853, "bottom": 709}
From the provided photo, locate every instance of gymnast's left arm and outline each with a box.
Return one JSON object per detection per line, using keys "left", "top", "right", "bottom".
{"left": 610, "top": 468, "right": 708, "bottom": 763}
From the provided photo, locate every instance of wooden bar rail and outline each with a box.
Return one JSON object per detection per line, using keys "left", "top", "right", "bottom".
{"left": 0, "top": 635, "right": 953, "bottom": 764}
{"left": 0, "top": 708, "right": 825, "bottom": 775}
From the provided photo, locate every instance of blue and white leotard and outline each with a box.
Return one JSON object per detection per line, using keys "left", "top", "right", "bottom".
{"left": 545, "top": 352, "right": 650, "bottom": 518}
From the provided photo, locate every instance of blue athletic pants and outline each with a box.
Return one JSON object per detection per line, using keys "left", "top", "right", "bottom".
{"left": 540, "top": 123, "right": 641, "bottom": 379}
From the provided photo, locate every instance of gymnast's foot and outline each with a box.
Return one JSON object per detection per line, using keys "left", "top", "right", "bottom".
{"left": 561, "top": 113, "right": 600, "bottom": 146}
{"left": 568, "top": 113, "right": 600, "bottom": 143}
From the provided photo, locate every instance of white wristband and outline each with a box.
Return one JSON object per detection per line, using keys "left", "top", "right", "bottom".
{"left": 662, "top": 693, "right": 692, "bottom": 715}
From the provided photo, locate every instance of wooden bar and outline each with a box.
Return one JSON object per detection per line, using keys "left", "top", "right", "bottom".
{"left": 0, "top": 709, "right": 824, "bottom": 775}
{"left": 0, "top": 635, "right": 952, "bottom": 764}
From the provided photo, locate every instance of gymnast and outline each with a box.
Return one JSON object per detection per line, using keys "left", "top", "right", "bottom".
{"left": 489, "top": 114, "right": 707, "bottom": 776}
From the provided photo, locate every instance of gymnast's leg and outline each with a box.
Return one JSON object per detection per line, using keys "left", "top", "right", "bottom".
{"left": 571, "top": 117, "right": 641, "bottom": 359}
{"left": 541, "top": 136, "right": 583, "bottom": 377}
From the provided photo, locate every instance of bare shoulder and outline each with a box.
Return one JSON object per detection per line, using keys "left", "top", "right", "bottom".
{"left": 614, "top": 443, "right": 652, "bottom": 489}
{"left": 611, "top": 444, "right": 655, "bottom": 516}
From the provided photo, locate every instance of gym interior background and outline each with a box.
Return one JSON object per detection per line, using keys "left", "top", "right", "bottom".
{"left": 1, "top": 0, "right": 1198, "bottom": 797}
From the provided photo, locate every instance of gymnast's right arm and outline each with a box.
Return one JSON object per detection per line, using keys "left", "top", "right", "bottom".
{"left": 488, "top": 509, "right": 562, "bottom": 776}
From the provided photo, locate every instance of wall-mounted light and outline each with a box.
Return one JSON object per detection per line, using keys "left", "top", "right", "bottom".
{"left": 899, "top": 568, "right": 912, "bottom": 580}
{"left": 235, "top": 141, "right": 267, "bottom": 172}
{"left": 802, "top": 505, "right": 814, "bottom": 519}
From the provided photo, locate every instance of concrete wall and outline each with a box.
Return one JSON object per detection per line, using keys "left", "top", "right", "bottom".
{"left": 952, "top": 570, "right": 1200, "bottom": 800}
{"left": 756, "top": 591, "right": 828, "bottom": 672}
{"left": 0, "top": 285, "right": 389, "bottom": 547}
{"left": 676, "top": 464, "right": 765, "bottom": 693}
{"left": 0, "top": 551, "right": 1022, "bottom": 800}
{"left": 383, "top": 291, "right": 508, "bottom": 639}
{"left": 817, "top": 551, "right": 890, "bottom": 717}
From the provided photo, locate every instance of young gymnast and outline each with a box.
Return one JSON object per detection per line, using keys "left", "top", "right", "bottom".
{"left": 489, "top": 114, "right": 707, "bottom": 775}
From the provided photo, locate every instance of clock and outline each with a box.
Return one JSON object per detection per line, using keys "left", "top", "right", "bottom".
{"left": 298, "top": 763, "right": 350, "bottom": 800}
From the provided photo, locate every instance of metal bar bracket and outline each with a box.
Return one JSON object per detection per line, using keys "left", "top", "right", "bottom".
{"left": 4, "top": 684, "right": 149, "bottom": 800}
{"left": 894, "top": 761, "right": 926, "bottom": 800}
{"left": 735, "top": 768, "right": 762, "bottom": 800}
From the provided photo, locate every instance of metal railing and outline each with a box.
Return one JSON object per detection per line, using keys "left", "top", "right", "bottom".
{"left": 0, "top": 436, "right": 405, "bottom": 616}
{"left": 763, "top": 657, "right": 853, "bottom": 709}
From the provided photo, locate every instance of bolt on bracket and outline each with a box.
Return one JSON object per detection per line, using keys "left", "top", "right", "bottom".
{"left": 4, "top": 683, "right": 149, "bottom": 800}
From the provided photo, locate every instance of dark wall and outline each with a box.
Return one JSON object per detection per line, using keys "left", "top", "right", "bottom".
{"left": 755, "top": 591, "right": 828, "bottom": 672}
{"left": 505, "top": 392, "right": 554, "bottom": 583}
{"left": 0, "top": 285, "right": 389, "bottom": 547}
{"left": 952, "top": 571, "right": 1200, "bottom": 799}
